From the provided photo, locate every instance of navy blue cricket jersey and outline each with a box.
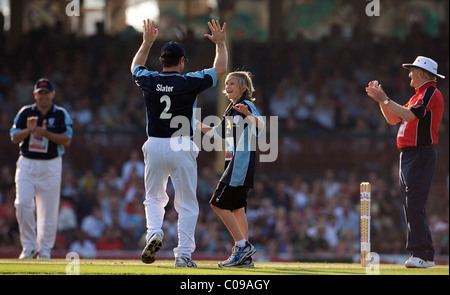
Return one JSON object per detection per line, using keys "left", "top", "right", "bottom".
{"left": 10, "top": 103, "right": 73, "bottom": 159}
{"left": 212, "top": 97, "right": 264, "bottom": 188}
{"left": 132, "top": 65, "right": 217, "bottom": 138}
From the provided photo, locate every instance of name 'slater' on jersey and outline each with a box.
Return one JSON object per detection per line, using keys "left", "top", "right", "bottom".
{"left": 132, "top": 65, "right": 217, "bottom": 138}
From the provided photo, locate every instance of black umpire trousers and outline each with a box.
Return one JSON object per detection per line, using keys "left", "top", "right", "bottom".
{"left": 399, "top": 146, "right": 437, "bottom": 261}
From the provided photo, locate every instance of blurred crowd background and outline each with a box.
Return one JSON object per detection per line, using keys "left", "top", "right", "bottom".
{"left": 0, "top": 0, "right": 448, "bottom": 262}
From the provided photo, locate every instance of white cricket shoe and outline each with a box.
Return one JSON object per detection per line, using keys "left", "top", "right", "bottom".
{"left": 174, "top": 254, "right": 197, "bottom": 268}
{"left": 426, "top": 261, "right": 435, "bottom": 268}
{"left": 141, "top": 232, "right": 162, "bottom": 264}
{"left": 38, "top": 251, "right": 51, "bottom": 259}
{"left": 404, "top": 256, "right": 427, "bottom": 268}
{"left": 19, "top": 249, "right": 37, "bottom": 259}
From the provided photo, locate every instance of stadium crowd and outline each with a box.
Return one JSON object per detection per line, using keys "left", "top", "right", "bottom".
{"left": 0, "top": 20, "right": 448, "bottom": 261}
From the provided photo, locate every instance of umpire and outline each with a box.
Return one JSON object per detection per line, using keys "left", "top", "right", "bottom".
{"left": 365, "top": 56, "right": 445, "bottom": 268}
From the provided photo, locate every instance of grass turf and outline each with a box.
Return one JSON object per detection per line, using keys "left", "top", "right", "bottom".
{"left": 0, "top": 259, "right": 448, "bottom": 275}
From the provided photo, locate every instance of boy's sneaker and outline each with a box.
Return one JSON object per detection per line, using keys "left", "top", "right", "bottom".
{"left": 426, "top": 261, "right": 435, "bottom": 268}
{"left": 141, "top": 232, "right": 162, "bottom": 264}
{"left": 404, "top": 256, "right": 427, "bottom": 268}
{"left": 218, "top": 241, "right": 256, "bottom": 268}
{"left": 174, "top": 254, "right": 197, "bottom": 268}
{"left": 236, "top": 257, "right": 255, "bottom": 268}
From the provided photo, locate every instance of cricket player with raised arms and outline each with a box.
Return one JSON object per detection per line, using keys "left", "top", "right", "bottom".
{"left": 131, "top": 19, "right": 228, "bottom": 267}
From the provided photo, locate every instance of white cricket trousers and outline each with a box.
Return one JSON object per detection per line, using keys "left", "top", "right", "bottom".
{"left": 142, "top": 137, "right": 199, "bottom": 257}
{"left": 14, "top": 156, "right": 62, "bottom": 256}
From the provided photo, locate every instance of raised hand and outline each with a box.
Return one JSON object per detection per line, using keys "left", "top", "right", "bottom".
{"left": 142, "top": 19, "right": 158, "bottom": 44}
{"left": 204, "top": 19, "right": 227, "bottom": 45}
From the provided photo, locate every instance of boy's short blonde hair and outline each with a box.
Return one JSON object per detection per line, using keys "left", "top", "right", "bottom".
{"left": 223, "top": 71, "right": 255, "bottom": 101}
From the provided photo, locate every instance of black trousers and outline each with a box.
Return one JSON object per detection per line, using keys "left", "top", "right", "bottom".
{"left": 399, "top": 146, "right": 437, "bottom": 261}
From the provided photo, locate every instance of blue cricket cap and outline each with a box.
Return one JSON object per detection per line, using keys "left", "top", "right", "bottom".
{"left": 34, "top": 78, "right": 54, "bottom": 93}
{"left": 161, "top": 41, "right": 188, "bottom": 61}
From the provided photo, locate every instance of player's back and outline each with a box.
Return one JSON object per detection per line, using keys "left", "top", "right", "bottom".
{"left": 133, "top": 66, "right": 217, "bottom": 138}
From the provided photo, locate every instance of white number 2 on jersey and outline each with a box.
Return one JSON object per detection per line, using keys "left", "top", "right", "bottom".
{"left": 160, "top": 95, "right": 172, "bottom": 119}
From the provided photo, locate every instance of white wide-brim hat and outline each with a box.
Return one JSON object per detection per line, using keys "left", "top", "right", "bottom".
{"left": 402, "top": 56, "right": 445, "bottom": 79}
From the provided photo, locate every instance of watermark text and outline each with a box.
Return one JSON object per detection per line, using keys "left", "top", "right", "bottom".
{"left": 65, "top": 251, "right": 80, "bottom": 275}
{"left": 366, "top": 0, "right": 380, "bottom": 17}
{"left": 168, "top": 109, "right": 278, "bottom": 163}
{"left": 66, "top": 0, "right": 80, "bottom": 17}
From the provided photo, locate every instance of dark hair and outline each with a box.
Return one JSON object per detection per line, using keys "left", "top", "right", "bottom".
{"left": 161, "top": 51, "right": 183, "bottom": 68}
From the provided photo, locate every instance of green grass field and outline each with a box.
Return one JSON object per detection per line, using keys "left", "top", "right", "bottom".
{"left": 1, "top": 259, "right": 447, "bottom": 294}
{"left": 0, "top": 259, "right": 448, "bottom": 275}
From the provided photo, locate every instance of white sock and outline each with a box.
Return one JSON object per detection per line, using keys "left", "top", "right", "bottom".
{"left": 235, "top": 239, "right": 247, "bottom": 248}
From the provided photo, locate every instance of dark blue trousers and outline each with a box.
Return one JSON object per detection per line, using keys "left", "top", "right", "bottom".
{"left": 399, "top": 146, "right": 436, "bottom": 261}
